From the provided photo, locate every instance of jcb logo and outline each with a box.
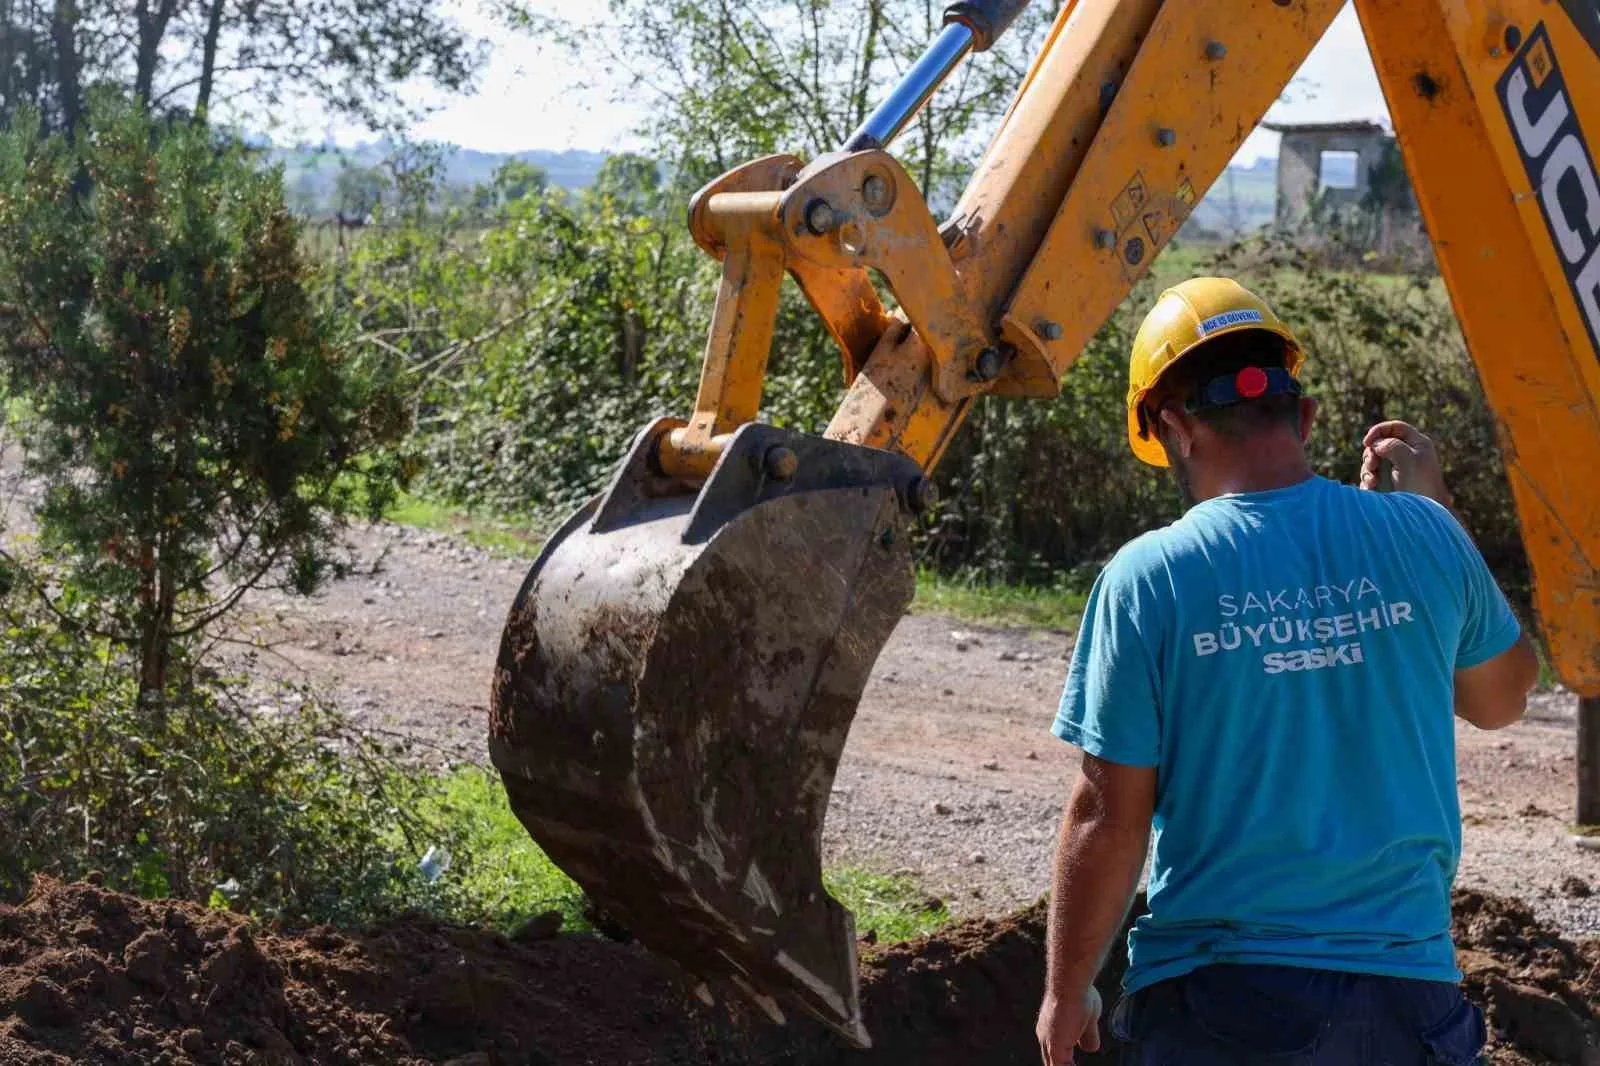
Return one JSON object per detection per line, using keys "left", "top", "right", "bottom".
{"left": 1499, "top": 23, "right": 1600, "bottom": 360}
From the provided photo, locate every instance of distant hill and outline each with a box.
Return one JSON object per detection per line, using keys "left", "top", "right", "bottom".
{"left": 271, "top": 141, "right": 610, "bottom": 214}
{"left": 271, "top": 139, "right": 1278, "bottom": 232}
{"left": 1185, "top": 155, "right": 1278, "bottom": 235}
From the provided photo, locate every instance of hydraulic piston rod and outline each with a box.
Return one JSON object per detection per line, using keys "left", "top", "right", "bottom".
{"left": 844, "top": 22, "right": 976, "bottom": 151}
{"left": 842, "top": 1, "right": 1035, "bottom": 151}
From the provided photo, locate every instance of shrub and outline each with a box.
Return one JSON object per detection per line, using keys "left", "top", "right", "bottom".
{"left": 1217, "top": 238, "right": 1529, "bottom": 608}
{"left": 924, "top": 238, "right": 1528, "bottom": 616}
{"left": 320, "top": 163, "right": 1527, "bottom": 613}
{"left": 0, "top": 97, "right": 410, "bottom": 709}
{"left": 338, "top": 172, "right": 844, "bottom": 518}
{"left": 0, "top": 590, "right": 442, "bottom": 923}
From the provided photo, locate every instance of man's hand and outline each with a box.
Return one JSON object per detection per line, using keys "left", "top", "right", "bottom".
{"left": 1361, "top": 421, "right": 1452, "bottom": 508}
{"left": 1037, "top": 985, "right": 1103, "bottom": 1065}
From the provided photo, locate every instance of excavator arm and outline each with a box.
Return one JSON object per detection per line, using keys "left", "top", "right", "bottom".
{"left": 490, "top": 0, "right": 1600, "bottom": 1045}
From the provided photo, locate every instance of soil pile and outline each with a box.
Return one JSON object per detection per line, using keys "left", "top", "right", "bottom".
{"left": 1, "top": 878, "right": 1595, "bottom": 1065}
{"left": 1454, "top": 890, "right": 1600, "bottom": 1065}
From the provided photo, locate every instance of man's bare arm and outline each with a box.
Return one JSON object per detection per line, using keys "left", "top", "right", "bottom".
{"left": 1037, "top": 753, "right": 1156, "bottom": 1064}
{"left": 1455, "top": 632, "right": 1537, "bottom": 730}
{"left": 1362, "top": 421, "right": 1537, "bottom": 732}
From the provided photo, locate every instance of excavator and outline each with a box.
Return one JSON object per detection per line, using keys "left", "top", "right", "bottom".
{"left": 489, "top": 0, "right": 1600, "bottom": 1047}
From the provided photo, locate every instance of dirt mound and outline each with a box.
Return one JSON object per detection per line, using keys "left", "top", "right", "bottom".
{"left": 1454, "top": 891, "right": 1600, "bottom": 1065}
{"left": 1, "top": 879, "right": 1595, "bottom": 1065}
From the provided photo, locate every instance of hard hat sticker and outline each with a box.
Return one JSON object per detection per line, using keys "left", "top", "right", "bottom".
{"left": 1197, "top": 308, "right": 1265, "bottom": 335}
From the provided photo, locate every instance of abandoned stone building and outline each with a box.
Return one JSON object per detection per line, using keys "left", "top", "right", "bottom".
{"left": 1263, "top": 120, "right": 1392, "bottom": 220}
{"left": 1262, "top": 119, "right": 1422, "bottom": 251}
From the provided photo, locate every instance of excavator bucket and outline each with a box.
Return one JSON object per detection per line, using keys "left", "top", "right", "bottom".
{"left": 488, "top": 419, "right": 925, "bottom": 1046}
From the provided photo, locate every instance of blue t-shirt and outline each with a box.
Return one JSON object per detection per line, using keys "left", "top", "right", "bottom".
{"left": 1052, "top": 475, "right": 1521, "bottom": 992}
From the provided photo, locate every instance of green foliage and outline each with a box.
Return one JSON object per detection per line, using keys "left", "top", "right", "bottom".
{"left": 3, "top": 0, "right": 480, "bottom": 134}
{"left": 923, "top": 237, "right": 1528, "bottom": 620}
{"left": 326, "top": 154, "right": 1525, "bottom": 616}
{"left": 335, "top": 157, "right": 842, "bottom": 519}
{"left": 823, "top": 868, "right": 950, "bottom": 943}
{"left": 476, "top": 159, "right": 550, "bottom": 217}
{"left": 0, "top": 590, "right": 447, "bottom": 924}
{"left": 0, "top": 570, "right": 589, "bottom": 933}
{"left": 923, "top": 273, "right": 1173, "bottom": 584}
{"left": 0, "top": 98, "right": 412, "bottom": 703}
{"left": 913, "top": 572, "right": 1085, "bottom": 632}
{"left": 528, "top": 0, "right": 1060, "bottom": 199}
{"left": 590, "top": 153, "right": 664, "bottom": 213}
{"left": 335, "top": 165, "right": 389, "bottom": 219}
{"left": 1219, "top": 238, "right": 1529, "bottom": 608}
{"left": 395, "top": 768, "right": 590, "bottom": 933}
{"left": 3, "top": 621, "right": 946, "bottom": 940}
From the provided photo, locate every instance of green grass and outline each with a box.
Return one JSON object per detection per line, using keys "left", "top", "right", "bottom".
{"left": 824, "top": 867, "right": 950, "bottom": 942}
{"left": 1534, "top": 639, "right": 1562, "bottom": 691}
{"left": 409, "top": 767, "right": 591, "bottom": 932}
{"left": 1150, "top": 240, "right": 1221, "bottom": 287}
{"left": 385, "top": 494, "right": 547, "bottom": 557}
{"left": 912, "top": 571, "right": 1085, "bottom": 632}
{"left": 416, "top": 767, "right": 952, "bottom": 942}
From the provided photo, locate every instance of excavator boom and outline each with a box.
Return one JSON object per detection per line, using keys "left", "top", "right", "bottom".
{"left": 492, "top": 0, "right": 1600, "bottom": 1043}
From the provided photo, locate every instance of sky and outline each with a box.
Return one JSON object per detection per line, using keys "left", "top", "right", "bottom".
{"left": 317, "top": 0, "right": 1389, "bottom": 166}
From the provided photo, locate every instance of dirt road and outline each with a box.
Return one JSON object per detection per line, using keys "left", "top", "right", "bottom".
{"left": 229, "top": 520, "right": 1600, "bottom": 933}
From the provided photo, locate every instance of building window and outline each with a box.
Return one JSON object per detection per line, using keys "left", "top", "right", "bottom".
{"left": 1319, "top": 150, "right": 1360, "bottom": 190}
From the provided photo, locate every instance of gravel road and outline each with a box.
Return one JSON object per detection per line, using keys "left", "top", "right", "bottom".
{"left": 221, "top": 519, "right": 1600, "bottom": 934}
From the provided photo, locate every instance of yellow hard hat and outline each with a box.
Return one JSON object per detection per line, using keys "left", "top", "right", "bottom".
{"left": 1126, "top": 277, "right": 1306, "bottom": 467}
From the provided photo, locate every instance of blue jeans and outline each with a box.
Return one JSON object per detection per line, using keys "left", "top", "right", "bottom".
{"left": 1110, "top": 964, "right": 1487, "bottom": 1065}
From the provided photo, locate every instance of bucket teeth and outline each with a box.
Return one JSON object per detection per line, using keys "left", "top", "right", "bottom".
{"left": 490, "top": 422, "right": 921, "bottom": 1045}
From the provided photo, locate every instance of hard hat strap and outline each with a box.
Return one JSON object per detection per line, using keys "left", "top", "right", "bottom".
{"left": 1185, "top": 366, "right": 1302, "bottom": 414}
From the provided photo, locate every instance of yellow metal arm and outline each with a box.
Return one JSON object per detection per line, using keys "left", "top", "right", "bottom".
{"left": 492, "top": 1, "right": 1600, "bottom": 1038}
{"left": 665, "top": 0, "right": 1599, "bottom": 694}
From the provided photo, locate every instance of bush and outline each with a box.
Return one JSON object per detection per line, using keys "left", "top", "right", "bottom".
{"left": 0, "top": 589, "right": 440, "bottom": 923}
{"left": 923, "top": 237, "right": 1528, "bottom": 616}
{"left": 0, "top": 97, "right": 410, "bottom": 708}
{"left": 1217, "top": 238, "right": 1529, "bottom": 608}
{"left": 924, "top": 272, "right": 1171, "bottom": 584}
{"left": 321, "top": 165, "right": 1527, "bottom": 613}
{"left": 333, "top": 160, "right": 844, "bottom": 519}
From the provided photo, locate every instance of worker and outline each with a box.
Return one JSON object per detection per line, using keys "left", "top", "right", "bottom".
{"left": 1034, "top": 277, "right": 1540, "bottom": 1065}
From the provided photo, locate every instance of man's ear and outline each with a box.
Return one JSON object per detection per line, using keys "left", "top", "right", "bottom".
{"left": 1297, "top": 395, "right": 1319, "bottom": 445}
{"left": 1157, "top": 406, "right": 1196, "bottom": 461}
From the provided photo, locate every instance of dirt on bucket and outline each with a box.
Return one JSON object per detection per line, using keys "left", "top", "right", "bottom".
{"left": 1, "top": 877, "right": 1595, "bottom": 1065}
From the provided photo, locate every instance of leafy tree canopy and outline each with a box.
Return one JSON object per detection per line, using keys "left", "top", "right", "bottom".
{"left": 1, "top": 0, "right": 485, "bottom": 136}
{"left": 517, "top": 0, "right": 1061, "bottom": 200}
{"left": 0, "top": 95, "right": 412, "bottom": 706}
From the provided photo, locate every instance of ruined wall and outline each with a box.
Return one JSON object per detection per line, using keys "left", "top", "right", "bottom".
{"left": 1275, "top": 130, "right": 1392, "bottom": 222}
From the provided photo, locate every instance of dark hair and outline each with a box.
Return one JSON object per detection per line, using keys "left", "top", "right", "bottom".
{"left": 1145, "top": 330, "right": 1301, "bottom": 444}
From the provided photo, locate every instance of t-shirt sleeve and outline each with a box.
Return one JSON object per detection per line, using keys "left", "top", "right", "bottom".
{"left": 1052, "top": 550, "right": 1163, "bottom": 768}
{"left": 1432, "top": 503, "right": 1521, "bottom": 670}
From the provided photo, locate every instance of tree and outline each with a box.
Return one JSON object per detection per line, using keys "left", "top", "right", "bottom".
{"left": 523, "top": 0, "right": 1061, "bottom": 199}
{"left": 1, "top": 0, "right": 483, "bottom": 136}
{"left": 589, "top": 152, "right": 662, "bottom": 213}
{"left": 491, "top": 159, "right": 549, "bottom": 204}
{"left": 335, "top": 165, "right": 388, "bottom": 220}
{"left": 0, "top": 97, "right": 411, "bottom": 709}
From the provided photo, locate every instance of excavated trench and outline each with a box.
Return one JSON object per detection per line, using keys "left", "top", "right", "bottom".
{"left": 0, "top": 878, "right": 1595, "bottom": 1065}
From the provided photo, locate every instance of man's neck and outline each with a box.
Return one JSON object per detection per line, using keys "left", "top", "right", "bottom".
{"left": 1190, "top": 441, "right": 1315, "bottom": 502}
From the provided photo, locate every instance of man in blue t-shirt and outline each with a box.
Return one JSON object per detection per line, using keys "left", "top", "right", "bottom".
{"left": 1034, "top": 278, "right": 1538, "bottom": 1065}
